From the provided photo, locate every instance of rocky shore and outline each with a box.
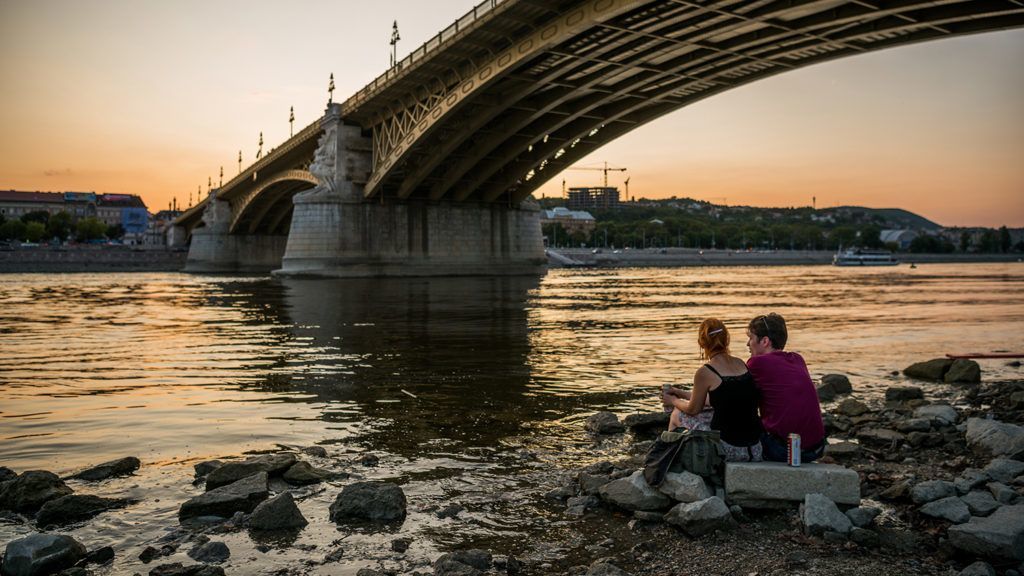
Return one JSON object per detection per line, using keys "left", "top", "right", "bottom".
{"left": 2, "top": 358, "right": 1022, "bottom": 576}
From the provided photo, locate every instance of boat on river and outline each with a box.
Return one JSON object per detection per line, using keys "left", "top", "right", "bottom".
{"left": 833, "top": 248, "right": 899, "bottom": 266}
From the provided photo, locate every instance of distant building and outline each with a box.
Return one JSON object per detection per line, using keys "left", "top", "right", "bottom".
{"left": 542, "top": 207, "right": 596, "bottom": 233}
{"left": 880, "top": 229, "right": 918, "bottom": 250}
{"left": 0, "top": 191, "right": 148, "bottom": 234}
{"left": 567, "top": 187, "right": 619, "bottom": 211}
{"left": 145, "top": 209, "right": 182, "bottom": 246}
{"left": 0, "top": 190, "right": 70, "bottom": 218}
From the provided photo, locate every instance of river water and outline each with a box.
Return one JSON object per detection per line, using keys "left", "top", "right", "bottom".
{"left": 1, "top": 263, "right": 1022, "bottom": 574}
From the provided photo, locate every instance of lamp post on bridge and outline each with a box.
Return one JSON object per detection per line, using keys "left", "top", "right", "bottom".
{"left": 219, "top": 167, "right": 223, "bottom": 188}
{"left": 257, "top": 132, "right": 263, "bottom": 160}
{"left": 289, "top": 106, "right": 295, "bottom": 137}
{"left": 390, "top": 21, "right": 401, "bottom": 68}
{"left": 327, "top": 74, "right": 335, "bottom": 106}
{"left": 238, "top": 151, "right": 242, "bottom": 174}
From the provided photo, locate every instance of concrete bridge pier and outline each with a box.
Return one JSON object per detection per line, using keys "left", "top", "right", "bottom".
{"left": 275, "top": 105, "right": 545, "bottom": 278}
{"left": 184, "top": 196, "right": 288, "bottom": 273}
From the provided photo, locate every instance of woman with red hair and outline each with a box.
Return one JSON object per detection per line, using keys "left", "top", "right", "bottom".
{"left": 662, "top": 318, "right": 764, "bottom": 462}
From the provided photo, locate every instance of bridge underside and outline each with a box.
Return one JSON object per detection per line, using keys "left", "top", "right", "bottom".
{"left": 355, "top": 0, "right": 1024, "bottom": 205}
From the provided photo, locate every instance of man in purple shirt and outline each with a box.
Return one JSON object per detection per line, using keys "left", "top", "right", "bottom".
{"left": 745, "top": 313, "right": 827, "bottom": 462}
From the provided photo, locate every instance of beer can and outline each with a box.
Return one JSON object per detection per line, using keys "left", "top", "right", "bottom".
{"left": 787, "top": 433, "right": 801, "bottom": 467}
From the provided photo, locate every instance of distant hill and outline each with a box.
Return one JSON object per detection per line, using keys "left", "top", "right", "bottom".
{"left": 829, "top": 206, "right": 942, "bottom": 230}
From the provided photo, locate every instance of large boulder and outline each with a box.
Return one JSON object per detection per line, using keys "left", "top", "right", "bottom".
{"left": 0, "top": 468, "right": 17, "bottom": 483}
{"left": 35, "top": 494, "right": 130, "bottom": 527}
{"left": 984, "top": 459, "right": 1024, "bottom": 483}
{"left": 945, "top": 359, "right": 981, "bottom": 383}
{"left": 178, "top": 471, "right": 269, "bottom": 520}
{"left": 820, "top": 374, "right": 853, "bottom": 396}
{"left": 919, "top": 496, "right": 970, "bottom": 524}
{"left": 1, "top": 534, "right": 87, "bottom": 576}
{"left": 965, "top": 418, "right": 1024, "bottom": 460}
{"left": 801, "top": 493, "right": 852, "bottom": 535}
{"left": 329, "top": 481, "right": 407, "bottom": 523}
{"left": 960, "top": 491, "right": 1001, "bottom": 517}
{"left": 911, "top": 480, "right": 957, "bottom": 505}
{"left": 948, "top": 504, "right": 1024, "bottom": 560}
{"left": 205, "top": 453, "right": 296, "bottom": 490}
{"left": 69, "top": 457, "right": 140, "bottom": 481}
{"left": 657, "top": 471, "right": 712, "bottom": 503}
{"left": 845, "top": 506, "right": 881, "bottom": 528}
{"left": 0, "top": 471, "right": 73, "bottom": 513}
{"left": 725, "top": 462, "right": 860, "bottom": 508}
{"left": 623, "top": 412, "right": 669, "bottom": 432}
{"left": 249, "top": 492, "right": 307, "bottom": 530}
{"left": 663, "top": 496, "right": 735, "bottom": 536}
{"left": 585, "top": 412, "right": 625, "bottom": 435}
{"left": 598, "top": 471, "right": 671, "bottom": 512}
{"left": 903, "top": 358, "right": 953, "bottom": 381}
{"left": 914, "top": 404, "right": 958, "bottom": 426}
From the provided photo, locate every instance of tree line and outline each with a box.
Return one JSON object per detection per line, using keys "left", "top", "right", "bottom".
{"left": 0, "top": 210, "right": 125, "bottom": 243}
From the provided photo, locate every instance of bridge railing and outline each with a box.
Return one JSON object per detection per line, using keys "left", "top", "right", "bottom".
{"left": 344, "top": 0, "right": 511, "bottom": 111}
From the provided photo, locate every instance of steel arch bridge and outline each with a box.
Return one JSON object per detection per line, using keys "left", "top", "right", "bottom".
{"left": 176, "top": 0, "right": 1022, "bottom": 271}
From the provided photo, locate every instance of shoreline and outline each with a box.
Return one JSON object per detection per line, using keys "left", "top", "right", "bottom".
{"left": 0, "top": 246, "right": 187, "bottom": 273}
{"left": 549, "top": 248, "right": 1022, "bottom": 268}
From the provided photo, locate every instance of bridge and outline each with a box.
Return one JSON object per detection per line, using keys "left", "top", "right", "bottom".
{"left": 175, "top": 0, "right": 1024, "bottom": 276}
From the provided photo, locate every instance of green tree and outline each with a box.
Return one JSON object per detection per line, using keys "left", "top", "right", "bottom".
{"left": 999, "top": 226, "right": 1011, "bottom": 253}
{"left": 75, "top": 217, "right": 107, "bottom": 242}
{"left": 829, "top": 226, "right": 859, "bottom": 250}
{"left": 0, "top": 219, "right": 27, "bottom": 241}
{"left": 24, "top": 221, "right": 46, "bottom": 243}
{"left": 107, "top": 223, "right": 126, "bottom": 239}
{"left": 909, "top": 234, "right": 955, "bottom": 253}
{"left": 46, "top": 211, "right": 73, "bottom": 241}
{"left": 20, "top": 210, "right": 50, "bottom": 225}
{"left": 977, "top": 230, "right": 999, "bottom": 253}
{"left": 959, "top": 231, "right": 972, "bottom": 253}
{"left": 860, "top": 225, "right": 882, "bottom": 249}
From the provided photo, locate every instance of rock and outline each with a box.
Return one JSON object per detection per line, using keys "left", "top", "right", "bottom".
{"left": 81, "top": 546, "right": 114, "bottom": 566}
{"left": 961, "top": 491, "right": 1001, "bottom": 517}
{"left": 911, "top": 480, "right": 957, "bottom": 504}
{"left": 438, "top": 550, "right": 491, "bottom": 570}
{"left": 897, "top": 418, "right": 932, "bottom": 433}
{"left": 545, "top": 484, "right": 575, "bottom": 500}
{"left": 822, "top": 530, "right": 847, "bottom": 544}
{"left": 390, "top": 538, "right": 412, "bottom": 553}
{"left": 801, "top": 493, "right": 852, "bottom": 535}
{"left": 1, "top": 534, "right": 86, "bottom": 576}
{"left": 139, "top": 546, "right": 168, "bottom": 564}
{"left": 858, "top": 428, "right": 906, "bottom": 445}
{"left": 725, "top": 462, "right": 860, "bottom": 508}
{"left": 355, "top": 453, "right": 379, "bottom": 467}
{"left": 985, "top": 459, "right": 1024, "bottom": 483}
{"left": 879, "top": 480, "right": 911, "bottom": 501}
{"left": 824, "top": 441, "right": 861, "bottom": 458}
{"left": 989, "top": 482, "right": 1018, "bottom": 504}
{"left": 69, "top": 457, "right": 140, "bottom": 481}
{"left": 664, "top": 496, "right": 736, "bottom": 537}
{"left": 248, "top": 492, "right": 307, "bottom": 530}
{"left": 147, "top": 563, "right": 225, "bottom": 576}
{"left": 192, "top": 461, "right": 222, "bottom": 478}
{"left": 945, "top": 359, "right": 981, "bottom": 383}
{"left": 35, "top": 494, "right": 129, "bottom": 527}
{"left": 886, "top": 386, "right": 924, "bottom": 401}
{"left": 903, "top": 358, "right": 953, "bottom": 381}
{"left": 566, "top": 494, "right": 600, "bottom": 516}
{"left": 657, "top": 471, "right": 711, "bottom": 503}
{"left": 821, "top": 374, "right": 853, "bottom": 394}
{"left": 585, "top": 562, "right": 631, "bottom": 576}
{"left": 957, "top": 469, "right": 990, "bottom": 494}
{"left": 436, "top": 504, "right": 463, "bottom": 519}
{"left": 907, "top": 431, "right": 943, "bottom": 447}
{"left": 355, "top": 570, "right": 384, "bottom": 576}
{"left": 282, "top": 461, "right": 329, "bottom": 485}
{"left": 178, "top": 471, "right": 269, "bottom": 520}
{"left": 329, "top": 481, "right": 407, "bottom": 523}
{"left": 836, "top": 398, "right": 869, "bottom": 417}
{"left": 186, "top": 541, "right": 229, "bottom": 564}
{"left": 0, "top": 471, "right": 73, "bottom": 513}
{"left": 966, "top": 418, "right": 1024, "bottom": 459}
{"left": 920, "top": 496, "right": 971, "bottom": 523}
{"left": 204, "top": 454, "right": 296, "bottom": 490}
{"left": 845, "top": 506, "right": 881, "bottom": 528}
{"left": 579, "top": 473, "right": 612, "bottom": 495}
{"left": 598, "top": 471, "right": 671, "bottom": 512}
{"left": 915, "top": 404, "right": 958, "bottom": 425}
{"left": 0, "top": 468, "right": 16, "bottom": 483}
{"left": 622, "top": 412, "right": 669, "bottom": 432}
{"left": 959, "top": 561, "right": 996, "bottom": 576}
{"left": 948, "top": 504, "right": 1024, "bottom": 560}
{"left": 816, "top": 384, "right": 837, "bottom": 402}
{"left": 850, "top": 527, "right": 879, "bottom": 547}
{"left": 301, "top": 446, "right": 328, "bottom": 458}
{"left": 586, "top": 412, "right": 625, "bottom": 435}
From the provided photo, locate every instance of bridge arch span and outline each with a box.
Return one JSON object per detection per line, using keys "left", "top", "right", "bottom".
{"left": 353, "top": 0, "right": 1024, "bottom": 204}
{"left": 228, "top": 169, "right": 318, "bottom": 235}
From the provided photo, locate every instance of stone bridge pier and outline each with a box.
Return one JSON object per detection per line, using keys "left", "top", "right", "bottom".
{"left": 274, "top": 105, "right": 545, "bottom": 278}
{"left": 183, "top": 198, "right": 289, "bottom": 273}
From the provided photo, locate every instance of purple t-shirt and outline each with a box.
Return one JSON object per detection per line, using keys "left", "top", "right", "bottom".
{"left": 746, "top": 351, "right": 825, "bottom": 447}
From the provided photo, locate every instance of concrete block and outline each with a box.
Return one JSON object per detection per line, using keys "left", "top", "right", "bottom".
{"left": 725, "top": 462, "right": 860, "bottom": 508}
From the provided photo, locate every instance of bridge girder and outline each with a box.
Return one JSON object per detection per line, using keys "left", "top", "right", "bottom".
{"left": 356, "top": 0, "right": 1024, "bottom": 204}
{"left": 228, "top": 169, "right": 318, "bottom": 235}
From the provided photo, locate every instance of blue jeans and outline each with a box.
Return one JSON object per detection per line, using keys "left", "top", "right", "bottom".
{"left": 760, "top": 433, "right": 826, "bottom": 463}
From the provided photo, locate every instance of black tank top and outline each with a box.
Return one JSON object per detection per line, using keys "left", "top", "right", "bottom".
{"left": 705, "top": 363, "right": 763, "bottom": 446}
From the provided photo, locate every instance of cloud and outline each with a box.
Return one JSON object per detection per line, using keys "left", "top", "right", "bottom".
{"left": 43, "top": 168, "right": 73, "bottom": 177}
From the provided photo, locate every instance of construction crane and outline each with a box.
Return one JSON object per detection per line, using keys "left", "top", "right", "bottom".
{"left": 567, "top": 162, "right": 627, "bottom": 188}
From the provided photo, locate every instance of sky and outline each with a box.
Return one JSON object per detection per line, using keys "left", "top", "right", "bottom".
{"left": 0, "top": 0, "right": 1022, "bottom": 227}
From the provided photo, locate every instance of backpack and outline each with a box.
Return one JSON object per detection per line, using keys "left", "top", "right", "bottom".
{"left": 642, "top": 428, "right": 724, "bottom": 488}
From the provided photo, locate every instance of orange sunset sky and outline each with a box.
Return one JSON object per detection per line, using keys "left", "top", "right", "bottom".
{"left": 1, "top": 1, "right": 1022, "bottom": 227}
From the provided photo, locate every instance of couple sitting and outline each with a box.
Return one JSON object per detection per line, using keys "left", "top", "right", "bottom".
{"left": 661, "top": 313, "right": 826, "bottom": 463}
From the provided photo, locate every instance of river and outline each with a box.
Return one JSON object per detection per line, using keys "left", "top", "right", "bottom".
{"left": 1, "top": 263, "right": 1022, "bottom": 574}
